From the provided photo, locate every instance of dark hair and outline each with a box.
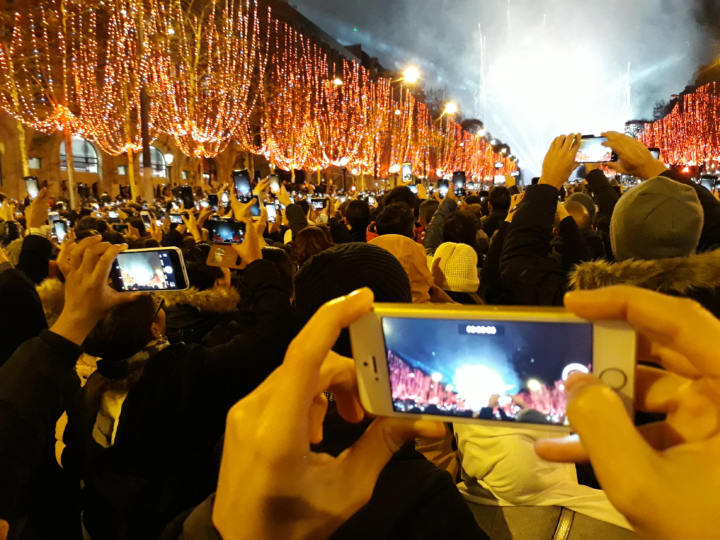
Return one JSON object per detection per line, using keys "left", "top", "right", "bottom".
{"left": 345, "top": 200, "right": 371, "bottom": 230}
{"left": 464, "top": 195, "right": 481, "bottom": 206}
{"left": 262, "top": 246, "right": 295, "bottom": 299}
{"left": 130, "top": 218, "right": 146, "bottom": 237}
{"left": 488, "top": 186, "right": 511, "bottom": 212}
{"left": 292, "top": 226, "right": 335, "bottom": 268}
{"left": 442, "top": 211, "right": 478, "bottom": 248}
{"left": 383, "top": 186, "right": 417, "bottom": 209}
{"left": 0, "top": 221, "right": 22, "bottom": 246}
{"left": 101, "top": 231, "right": 126, "bottom": 245}
{"left": 508, "top": 185, "right": 520, "bottom": 196}
{"left": 419, "top": 199, "right": 439, "bottom": 226}
{"left": 298, "top": 199, "right": 310, "bottom": 216}
{"left": 375, "top": 203, "right": 415, "bottom": 238}
{"left": 184, "top": 244, "right": 224, "bottom": 290}
{"left": 75, "top": 216, "right": 100, "bottom": 233}
{"left": 479, "top": 190, "right": 489, "bottom": 198}
{"left": 84, "top": 295, "right": 158, "bottom": 361}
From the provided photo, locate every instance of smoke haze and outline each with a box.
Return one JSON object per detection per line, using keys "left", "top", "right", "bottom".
{"left": 291, "top": 0, "right": 716, "bottom": 176}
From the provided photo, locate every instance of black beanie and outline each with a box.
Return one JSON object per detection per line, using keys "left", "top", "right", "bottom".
{"left": 295, "top": 243, "right": 412, "bottom": 327}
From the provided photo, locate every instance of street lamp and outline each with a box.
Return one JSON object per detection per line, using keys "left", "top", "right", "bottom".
{"left": 333, "top": 78, "right": 343, "bottom": 86}
{"left": 403, "top": 66, "right": 420, "bottom": 84}
{"left": 164, "top": 153, "right": 174, "bottom": 186}
{"left": 444, "top": 102, "right": 458, "bottom": 115}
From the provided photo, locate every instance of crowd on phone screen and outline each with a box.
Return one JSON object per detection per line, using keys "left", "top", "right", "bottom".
{"left": 0, "top": 131, "right": 719, "bottom": 540}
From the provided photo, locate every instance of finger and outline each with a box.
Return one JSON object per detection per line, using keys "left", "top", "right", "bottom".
{"left": 318, "top": 351, "right": 364, "bottom": 424}
{"left": 564, "top": 287, "right": 720, "bottom": 377}
{"left": 80, "top": 242, "right": 108, "bottom": 276}
{"left": 562, "top": 373, "right": 657, "bottom": 492}
{"left": 603, "top": 162, "right": 629, "bottom": 175}
{"left": 308, "top": 393, "right": 328, "bottom": 445}
{"left": 69, "top": 236, "right": 102, "bottom": 271}
{"left": 639, "top": 339, "right": 702, "bottom": 379}
{"left": 635, "top": 365, "right": 689, "bottom": 413}
{"left": 92, "top": 243, "right": 128, "bottom": 283}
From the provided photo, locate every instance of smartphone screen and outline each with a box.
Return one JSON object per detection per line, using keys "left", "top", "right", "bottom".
{"left": 108, "top": 211, "right": 119, "bottom": 219}
{"left": 169, "top": 213, "right": 184, "bottom": 224}
{"left": 48, "top": 212, "right": 60, "bottom": 225}
{"left": 266, "top": 204, "right": 277, "bottom": 223}
{"left": 206, "top": 220, "right": 246, "bottom": 244}
{"left": 233, "top": 170, "right": 252, "bottom": 203}
{"left": 110, "top": 249, "right": 188, "bottom": 291}
{"left": 409, "top": 186, "right": 418, "bottom": 194}
{"left": 269, "top": 174, "right": 280, "bottom": 192}
{"left": 113, "top": 224, "right": 129, "bottom": 234}
{"left": 178, "top": 186, "right": 194, "bottom": 210}
{"left": 649, "top": 148, "right": 661, "bottom": 160}
{"left": 311, "top": 197, "right": 327, "bottom": 210}
{"left": 380, "top": 317, "right": 593, "bottom": 426}
{"left": 453, "top": 171, "right": 466, "bottom": 189}
{"left": 25, "top": 177, "right": 39, "bottom": 200}
{"left": 54, "top": 220, "right": 67, "bottom": 243}
{"left": 437, "top": 180, "right": 449, "bottom": 198}
{"left": 208, "top": 194, "right": 219, "bottom": 211}
{"left": 700, "top": 176, "right": 717, "bottom": 191}
{"left": 402, "top": 163, "right": 412, "bottom": 183}
{"left": 576, "top": 137, "right": 615, "bottom": 163}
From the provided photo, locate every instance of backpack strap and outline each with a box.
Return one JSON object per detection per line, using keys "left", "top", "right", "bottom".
{"left": 553, "top": 507, "right": 575, "bottom": 540}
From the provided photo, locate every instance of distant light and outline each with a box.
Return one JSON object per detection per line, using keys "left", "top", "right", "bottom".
{"left": 403, "top": 66, "right": 420, "bottom": 84}
{"left": 501, "top": 148, "right": 508, "bottom": 154}
{"left": 494, "top": 162, "right": 504, "bottom": 169}
{"left": 445, "top": 384, "right": 454, "bottom": 392}
{"left": 490, "top": 139, "right": 497, "bottom": 145}
{"left": 395, "top": 109, "right": 402, "bottom": 115}
{"left": 431, "top": 372, "right": 443, "bottom": 382}
{"left": 683, "top": 166, "right": 690, "bottom": 173}
{"left": 339, "top": 157, "right": 349, "bottom": 167}
{"left": 562, "top": 363, "right": 590, "bottom": 381}
{"left": 164, "top": 153, "right": 174, "bottom": 165}
{"left": 389, "top": 164, "right": 401, "bottom": 173}
{"left": 478, "top": 129, "right": 486, "bottom": 136}
{"left": 353, "top": 28, "right": 358, "bottom": 32}
{"left": 527, "top": 379, "right": 542, "bottom": 392}
{"left": 444, "top": 102, "right": 458, "bottom": 115}
{"left": 333, "top": 78, "right": 343, "bottom": 86}
{"left": 168, "top": 28, "right": 175, "bottom": 35}
{"left": 351, "top": 168, "right": 358, "bottom": 175}
{"left": 351, "top": 185, "right": 357, "bottom": 191}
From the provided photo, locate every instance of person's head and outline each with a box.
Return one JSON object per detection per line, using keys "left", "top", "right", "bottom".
{"left": 563, "top": 201, "right": 592, "bottom": 234}
{"left": 432, "top": 242, "right": 480, "bottom": 293}
{"left": 261, "top": 246, "right": 295, "bottom": 300}
{"left": 344, "top": 200, "right": 371, "bottom": 230}
{"left": 375, "top": 203, "right": 415, "bottom": 238}
{"left": 566, "top": 192, "right": 596, "bottom": 224}
{"left": 610, "top": 177, "right": 703, "bottom": 261}
{"left": 442, "top": 211, "right": 478, "bottom": 249}
{"left": 292, "top": 226, "right": 335, "bottom": 268}
{"left": 418, "top": 199, "right": 440, "bottom": 229}
{"left": 464, "top": 195, "right": 481, "bottom": 206}
{"left": 383, "top": 186, "right": 417, "bottom": 210}
{"left": 487, "top": 186, "right": 511, "bottom": 213}
{"left": 84, "top": 295, "right": 166, "bottom": 363}
{"left": 298, "top": 199, "right": 310, "bottom": 217}
{"left": 508, "top": 185, "right": 520, "bottom": 196}
{"left": 183, "top": 244, "right": 225, "bottom": 290}
{"left": 75, "top": 216, "right": 100, "bottom": 233}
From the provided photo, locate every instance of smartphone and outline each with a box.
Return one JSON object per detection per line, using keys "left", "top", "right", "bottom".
{"left": 200, "top": 200, "right": 210, "bottom": 208}
{"left": 94, "top": 212, "right": 103, "bottom": 218}
{"left": 453, "top": 171, "right": 466, "bottom": 196}
{"left": 269, "top": 174, "right": 280, "bottom": 193}
{"left": 110, "top": 247, "right": 188, "bottom": 291}
{"left": 576, "top": 136, "right": 618, "bottom": 164}
{"left": 402, "top": 162, "right": 412, "bottom": 184}
{"left": 437, "top": 180, "right": 449, "bottom": 198}
{"left": 311, "top": 197, "right": 328, "bottom": 210}
{"left": 155, "top": 220, "right": 164, "bottom": 227}
{"left": 206, "top": 219, "right": 246, "bottom": 244}
{"left": 48, "top": 211, "right": 60, "bottom": 225}
{"left": 169, "top": 212, "right": 184, "bottom": 224}
{"left": 266, "top": 203, "right": 277, "bottom": 223}
{"left": 113, "top": 223, "right": 129, "bottom": 234}
{"left": 140, "top": 211, "right": 152, "bottom": 229}
{"left": 53, "top": 220, "right": 67, "bottom": 243}
{"left": 24, "top": 176, "right": 39, "bottom": 200}
{"left": 221, "top": 192, "right": 229, "bottom": 204}
{"left": 207, "top": 244, "right": 243, "bottom": 270}
{"left": 700, "top": 175, "right": 717, "bottom": 191}
{"left": 233, "top": 169, "right": 253, "bottom": 203}
{"left": 108, "top": 211, "right": 119, "bottom": 219}
{"left": 409, "top": 185, "right": 418, "bottom": 194}
{"left": 208, "top": 194, "right": 219, "bottom": 212}
{"left": 350, "top": 304, "right": 635, "bottom": 431}
{"left": 648, "top": 148, "right": 661, "bottom": 160}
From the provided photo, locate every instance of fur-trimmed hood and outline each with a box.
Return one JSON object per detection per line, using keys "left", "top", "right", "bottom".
{"left": 570, "top": 249, "right": 720, "bottom": 295}
{"left": 35, "top": 279, "right": 240, "bottom": 328}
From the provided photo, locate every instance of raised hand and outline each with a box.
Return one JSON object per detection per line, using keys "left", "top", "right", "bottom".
{"left": 601, "top": 132, "right": 667, "bottom": 180}
{"left": 231, "top": 218, "right": 262, "bottom": 266}
{"left": 539, "top": 134, "right": 582, "bottom": 189}
{"left": 25, "top": 188, "right": 49, "bottom": 229}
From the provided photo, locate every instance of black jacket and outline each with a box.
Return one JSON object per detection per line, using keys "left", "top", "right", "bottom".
{"left": 480, "top": 221, "right": 514, "bottom": 305}
{"left": 63, "top": 259, "right": 298, "bottom": 540}
{"left": 480, "top": 209, "right": 509, "bottom": 239}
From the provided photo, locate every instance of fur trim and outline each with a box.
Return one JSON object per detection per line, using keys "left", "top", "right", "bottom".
{"left": 37, "top": 278, "right": 65, "bottom": 327}
{"left": 156, "top": 287, "right": 240, "bottom": 313}
{"left": 570, "top": 249, "right": 720, "bottom": 294}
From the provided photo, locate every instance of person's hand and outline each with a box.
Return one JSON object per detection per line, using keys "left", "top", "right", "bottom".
{"left": 50, "top": 236, "right": 142, "bottom": 345}
{"left": 197, "top": 206, "right": 214, "bottom": 230}
{"left": 149, "top": 220, "right": 163, "bottom": 243}
{"left": 432, "top": 190, "right": 442, "bottom": 202}
{"left": 417, "top": 184, "right": 427, "bottom": 200}
{"left": 255, "top": 208, "right": 268, "bottom": 249}
{"left": 584, "top": 163, "right": 600, "bottom": 174}
{"left": 0, "top": 246, "right": 8, "bottom": 266}
{"left": 323, "top": 197, "right": 334, "bottom": 217}
{"left": 118, "top": 208, "right": 128, "bottom": 221}
{"left": 212, "top": 288, "right": 445, "bottom": 540}
{"left": 230, "top": 196, "right": 257, "bottom": 221}
{"left": 0, "top": 519, "right": 8, "bottom": 540}
{"left": 0, "top": 198, "right": 16, "bottom": 222}
{"left": 556, "top": 200, "right": 570, "bottom": 223}
{"left": 25, "top": 188, "right": 49, "bottom": 229}
{"left": 181, "top": 212, "right": 202, "bottom": 243}
{"left": 56, "top": 232, "right": 77, "bottom": 278}
{"left": 539, "top": 134, "right": 582, "bottom": 189}
{"left": 447, "top": 185, "right": 459, "bottom": 203}
{"left": 214, "top": 266, "right": 232, "bottom": 289}
{"left": 535, "top": 286, "right": 720, "bottom": 540}
{"left": 599, "top": 132, "right": 667, "bottom": 180}
{"left": 505, "top": 175, "right": 516, "bottom": 188}
{"left": 277, "top": 185, "right": 293, "bottom": 208}
{"left": 505, "top": 192, "right": 525, "bottom": 223}
{"left": 231, "top": 218, "right": 262, "bottom": 266}
{"left": 253, "top": 178, "right": 271, "bottom": 198}
{"left": 306, "top": 182, "right": 315, "bottom": 195}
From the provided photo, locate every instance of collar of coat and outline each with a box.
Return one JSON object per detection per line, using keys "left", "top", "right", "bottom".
{"left": 569, "top": 249, "right": 720, "bottom": 295}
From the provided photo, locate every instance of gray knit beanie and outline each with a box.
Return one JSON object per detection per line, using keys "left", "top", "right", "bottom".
{"left": 610, "top": 177, "right": 703, "bottom": 261}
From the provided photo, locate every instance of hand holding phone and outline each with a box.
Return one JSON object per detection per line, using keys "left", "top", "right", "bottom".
{"left": 110, "top": 247, "right": 189, "bottom": 291}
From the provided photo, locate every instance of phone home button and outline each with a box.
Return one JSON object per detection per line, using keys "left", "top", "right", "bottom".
{"left": 599, "top": 369, "right": 627, "bottom": 390}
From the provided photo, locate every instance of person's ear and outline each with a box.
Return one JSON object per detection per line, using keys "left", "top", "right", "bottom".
{"left": 488, "top": 202, "right": 493, "bottom": 212}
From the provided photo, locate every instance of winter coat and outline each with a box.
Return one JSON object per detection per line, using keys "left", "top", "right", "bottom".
{"left": 159, "top": 287, "right": 241, "bottom": 345}
{"left": 62, "top": 259, "right": 298, "bottom": 540}
{"left": 424, "top": 197, "right": 457, "bottom": 256}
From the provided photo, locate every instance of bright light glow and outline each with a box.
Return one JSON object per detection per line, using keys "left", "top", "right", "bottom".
{"left": 389, "top": 164, "right": 401, "bottom": 173}
{"left": 501, "top": 148, "right": 508, "bottom": 154}
{"left": 562, "top": 363, "right": 590, "bottom": 381}
{"left": 431, "top": 372, "right": 443, "bottom": 382}
{"left": 351, "top": 168, "right": 358, "bottom": 175}
{"left": 403, "top": 66, "right": 420, "bottom": 84}
{"left": 395, "top": 109, "right": 402, "bottom": 115}
{"left": 164, "top": 153, "right": 174, "bottom": 165}
{"left": 339, "top": 157, "right": 349, "bottom": 167}
{"left": 444, "top": 102, "right": 458, "bottom": 115}
{"left": 454, "top": 364, "right": 516, "bottom": 412}
{"left": 490, "top": 139, "right": 497, "bottom": 145}
{"left": 168, "top": 28, "right": 175, "bottom": 35}
{"left": 445, "top": 384, "right": 454, "bottom": 392}
{"left": 527, "top": 379, "right": 542, "bottom": 392}
{"left": 478, "top": 129, "right": 486, "bottom": 136}
{"left": 683, "top": 166, "right": 690, "bottom": 173}
{"left": 333, "top": 78, "right": 344, "bottom": 86}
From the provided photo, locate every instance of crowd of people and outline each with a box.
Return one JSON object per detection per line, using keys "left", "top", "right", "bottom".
{"left": 0, "top": 131, "right": 719, "bottom": 540}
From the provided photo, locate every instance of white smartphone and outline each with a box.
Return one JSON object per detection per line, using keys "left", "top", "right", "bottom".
{"left": 109, "top": 247, "right": 189, "bottom": 292}
{"left": 48, "top": 211, "right": 60, "bottom": 225}
{"left": 350, "top": 304, "right": 635, "bottom": 432}
{"left": 140, "top": 211, "right": 152, "bottom": 229}
{"left": 266, "top": 203, "right": 277, "bottom": 223}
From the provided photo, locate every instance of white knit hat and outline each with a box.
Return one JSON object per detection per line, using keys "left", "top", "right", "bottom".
{"left": 432, "top": 242, "right": 479, "bottom": 293}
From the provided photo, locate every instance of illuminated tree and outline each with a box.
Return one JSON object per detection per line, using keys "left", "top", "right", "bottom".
{"left": 73, "top": 0, "right": 148, "bottom": 199}
{"left": 348, "top": 76, "right": 391, "bottom": 184}
{"left": 0, "top": 0, "right": 81, "bottom": 207}
{"left": 145, "top": 0, "right": 267, "bottom": 164}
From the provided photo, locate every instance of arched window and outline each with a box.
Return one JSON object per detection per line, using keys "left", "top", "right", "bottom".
{"left": 142, "top": 146, "right": 168, "bottom": 178}
{"left": 203, "top": 158, "right": 217, "bottom": 184}
{"left": 60, "top": 138, "right": 99, "bottom": 174}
